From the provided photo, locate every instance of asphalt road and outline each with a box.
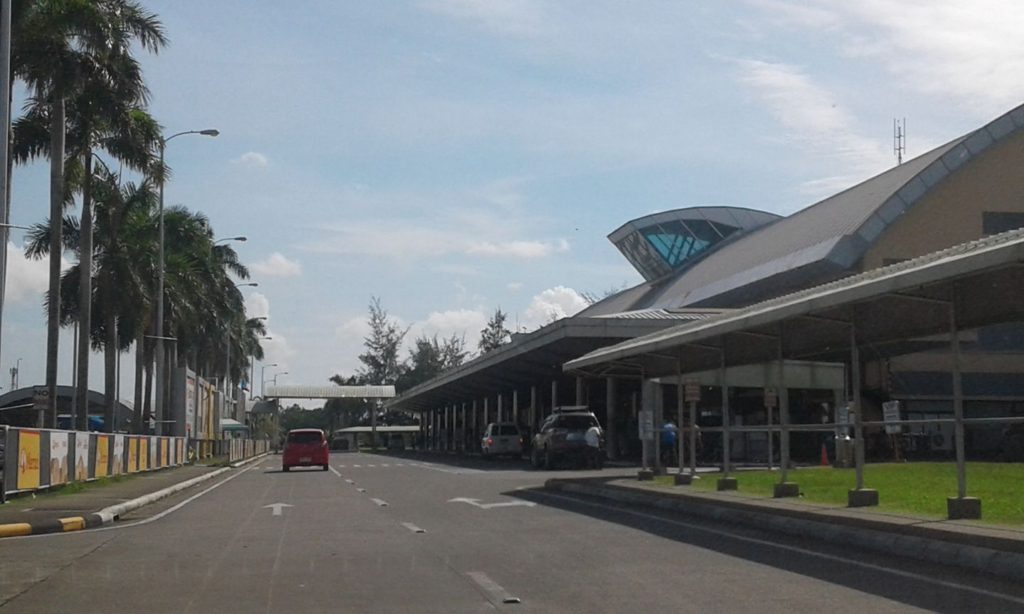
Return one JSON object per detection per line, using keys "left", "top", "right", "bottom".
{"left": 2, "top": 451, "right": 1024, "bottom": 613}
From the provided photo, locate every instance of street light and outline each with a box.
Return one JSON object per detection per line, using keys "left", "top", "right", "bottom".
{"left": 260, "top": 363, "right": 278, "bottom": 397}
{"left": 272, "top": 371, "right": 288, "bottom": 386}
{"left": 155, "top": 128, "right": 218, "bottom": 436}
{"left": 235, "top": 282, "right": 258, "bottom": 288}
{"left": 215, "top": 236, "right": 247, "bottom": 244}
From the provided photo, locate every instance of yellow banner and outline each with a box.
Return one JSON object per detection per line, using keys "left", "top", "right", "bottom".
{"left": 128, "top": 437, "right": 138, "bottom": 473}
{"left": 140, "top": 437, "right": 149, "bottom": 470}
{"left": 16, "top": 430, "right": 41, "bottom": 490}
{"left": 95, "top": 436, "right": 109, "bottom": 478}
{"left": 162, "top": 438, "right": 170, "bottom": 466}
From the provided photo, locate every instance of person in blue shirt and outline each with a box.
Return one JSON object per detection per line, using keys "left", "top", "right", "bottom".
{"left": 661, "top": 421, "right": 678, "bottom": 466}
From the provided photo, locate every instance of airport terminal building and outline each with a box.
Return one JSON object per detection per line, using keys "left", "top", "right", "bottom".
{"left": 388, "top": 102, "right": 1024, "bottom": 463}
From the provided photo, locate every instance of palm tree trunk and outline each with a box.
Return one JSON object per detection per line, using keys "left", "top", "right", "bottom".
{"left": 103, "top": 269, "right": 117, "bottom": 431}
{"left": 75, "top": 142, "right": 93, "bottom": 431}
{"left": 45, "top": 84, "right": 64, "bottom": 428}
{"left": 132, "top": 322, "right": 145, "bottom": 434}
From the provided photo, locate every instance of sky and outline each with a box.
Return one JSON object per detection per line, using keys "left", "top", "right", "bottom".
{"left": 5, "top": 0, "right": 1024, "bottom": 407}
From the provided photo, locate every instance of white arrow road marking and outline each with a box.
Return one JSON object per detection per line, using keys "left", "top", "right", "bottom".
{"left": 447, "top": 497, "right": 536, "bottom": 510}
{"left": 371, "top": 498, "right": 389, "bottom": 507}
{"left": 467, "top": 571, "right": 521, "bottom": 605}
{"left": 401, "top": 522, "right": 426, "bottom": 534}
{"left": 263, "top": 503, "right": 293, "bottom": 516}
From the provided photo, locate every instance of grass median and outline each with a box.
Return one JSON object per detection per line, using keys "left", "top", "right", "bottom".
{"left": 654, "top": 462, "right": 1024, "bottom": 525}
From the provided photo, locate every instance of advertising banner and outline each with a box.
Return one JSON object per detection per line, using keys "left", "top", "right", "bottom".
{"left": 112, "top": 435, "right": 125, "bottom": 475}
{"left": 128, "top": 437, "right": 138, "bottom": 473}
{"left": 140, "top": 436, "right": 149, "bottom": 470}
{"left": 74, "top": 432, "right": 90, "bottom": 481}
{"left": 162, "top": 437, "right": 170, "bottom": 466}
{"left": 16, "top": 430, "right": 41, "bottom": 490}
{"left": 186, "top": 374, "right": 196, "bottom": 438}
{"left": 149, "top": 437, "right": 158, "bottom": 469}
{"left": 95, "top": 436, "right": 109, "bottom": 478}
{"left": 176, "top": 439, "right": 184, "bottom": 464}
{"left": 49, "top": 431, "right": 69, "bottom": 486}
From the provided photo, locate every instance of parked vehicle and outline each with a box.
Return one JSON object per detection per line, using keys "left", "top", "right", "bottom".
{"left": 481, "top": 423, "right": 524, "bottom": 458}
{"left": 531, "top": 409, "right": 604, "bottom": 469}
{"left": 282, "top": 429, "right": 329, "bottom": 471}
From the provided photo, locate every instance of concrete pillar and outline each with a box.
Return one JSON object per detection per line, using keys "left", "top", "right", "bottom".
{"left": 551, "top": 379, "right": 558, "bottom": 412}
{"left": 575, "top": 377, "right": 584, "bottom": 406}
{"left": 472, "top": 399, "right": 478, "bottom": 452}
{"left": 483, "top": 397, "right": 489, "bottom": 428}
{"left": 512, "top": 390, "right": 519, "bottom": 424}
{"left": 497, "top": 393, "right": 504, "bottom": 423}
{"left": 848, "top": 321, "right": 878, "bottom": 507}
{"left": 530, "top": 386, "right": 537, "bottom": 429}
{"left": 718, "top": 346, "right": 737, "bottom": 491}
{"left": 948, "top": 293, "right": 980, "bottom": 519}
{"left": 606, "top": 377, "right": 618, "bottom": 460}
{"left": 461, "top": 403, "right": 467, "bottom": 453}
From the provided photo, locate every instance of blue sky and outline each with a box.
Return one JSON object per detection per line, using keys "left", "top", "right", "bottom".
{"left": 5, "top": 0, "right": 1024, "bottom": 405}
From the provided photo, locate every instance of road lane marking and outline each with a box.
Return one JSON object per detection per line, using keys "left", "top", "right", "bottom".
{"left": 353, "top": 464, "right": 362, "bottom": 468}
{"left": 263, "top": 502, "right": 293, "bottom": 517}
{"left": 337, "top": 464, "right": 346, "bottom": 468}
{"left": 401, "top": 522, "right": 426, "bottom": 533}
{"left": 345, "top": 479, "right": 355, "bottom": 484}
{"left": 371, "top": 498, "right": 389, "bottom": 507}
{"left": 448, "top": 497, "right": 537, "bottom": 510}
{"left": 357, "top": 488, "right": 367, "bottom": 493}
{"left": 535, "top": 490, "right": 1024, "bottom": 607}
{"left": 329, "top": 466, "right": 342, "bottom": 477}
{"left": 367, "top": 464, "right": 376, "bottom": 467}
{"left": 467, "top": 571, "right": 521, "bottom": 605}
{"left": 381, "top": 463, "right": 390, "bottom": 467}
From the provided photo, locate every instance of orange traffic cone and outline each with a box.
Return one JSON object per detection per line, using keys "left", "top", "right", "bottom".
{"left": 820, "top": 442, "right": 829, "bottom": 466}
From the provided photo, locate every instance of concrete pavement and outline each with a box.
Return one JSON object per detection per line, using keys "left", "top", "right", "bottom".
{"left": 2, "top": 451, "right": 1023, "bottom": 612}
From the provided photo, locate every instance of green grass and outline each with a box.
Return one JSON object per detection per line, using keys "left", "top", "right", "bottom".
{"left": 653, "top": 462, "right": 1024, "bottom": 525}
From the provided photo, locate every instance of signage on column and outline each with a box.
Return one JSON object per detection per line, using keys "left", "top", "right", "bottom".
{"left": 32, "top": 386, "right": 49, "bottom": 412}
{"left": 764, "top": 387, "right": 777, "bottom": 408}
{"left": 638, "top": 409, "right": 654, "bottom": 441}
{"left": 684, "top": 379, "right": 701, "bottom": 403}
{"left": 882, "top": 400, "right": 901, "bottom": 434}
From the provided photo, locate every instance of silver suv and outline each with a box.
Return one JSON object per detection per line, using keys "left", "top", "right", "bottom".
{"left": 530, "top": 409, "right": 604, "bottom": 470}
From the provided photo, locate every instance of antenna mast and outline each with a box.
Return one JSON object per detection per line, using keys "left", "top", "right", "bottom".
{"left": 893, "top": 117, "right": 906, "bottom": 165}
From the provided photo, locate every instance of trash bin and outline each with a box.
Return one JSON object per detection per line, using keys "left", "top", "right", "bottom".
{"left": 835, "top": 435, "right": 854, "bottom": 468}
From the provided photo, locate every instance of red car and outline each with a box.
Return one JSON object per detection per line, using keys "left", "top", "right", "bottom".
{"left": 282, "top": 429, "right": 329, "bottom": 471}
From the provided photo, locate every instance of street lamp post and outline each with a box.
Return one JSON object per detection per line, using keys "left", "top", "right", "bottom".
{"left": 155, "top": 128, "right": 218, "bottom": 436}
{"left": 260, "top": 363, "right": 278, "bottom": 397}
{"left": 250, "top": 334, "right": 271, "bottom": 398}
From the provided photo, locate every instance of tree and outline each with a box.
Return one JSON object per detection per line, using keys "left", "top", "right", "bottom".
{"left": 357, "top": 297, "right": 408, "bottom": 385}
{"left": 12, "top": 0, "right": 166, "bottom": 428}
{"left": 397, "top": 333, "right": 467, "bottom": 392}
{"left": 478, "top": 308, "right": 512, "bottom": 353}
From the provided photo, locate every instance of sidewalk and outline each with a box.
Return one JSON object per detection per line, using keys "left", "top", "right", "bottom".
{"left": 545, "top": 476, "right": 1024, "bottom": 581}
{"left": 0, "top": 464, "right": 226, "bottom": 537}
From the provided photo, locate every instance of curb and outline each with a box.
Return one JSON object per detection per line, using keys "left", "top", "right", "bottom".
{"left": 545, "top": 478, "right": 1024, "bottom": 582}
{"left": 0, "top": 464, "right": 241, "bottom": 539}
{"left": 230, "top": 452, "right": 269, "bottom": 469}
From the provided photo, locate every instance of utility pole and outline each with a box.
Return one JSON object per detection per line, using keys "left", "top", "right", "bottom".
{"left": 0, "top": 0, "right": 13, "bottom": 399}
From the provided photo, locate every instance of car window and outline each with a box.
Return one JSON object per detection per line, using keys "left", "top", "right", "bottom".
{"left": 287, "top": 431, "right": 322, "bottom": 444}
{"left": 497, "top": 425, "right": 520, "bottom": 436}
{"left": 555, "top": 415, "right": 599, "bottom": 430}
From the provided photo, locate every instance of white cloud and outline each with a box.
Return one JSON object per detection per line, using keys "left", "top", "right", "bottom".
{"left": 415, "top": 308, "right": 488, "bottom": 350}
{"left": 245, "top": 292, "right": 271, "bottom": 319}
{"left": 506, "top": 281, "right": 523, "bottom": 292}
{"left": 233, "top": 151, "right": 269, "bottom": 168}
{"left": 757, "top": 1, "right": 1024, "bottom": 116}
{"left": 521, "top": 286, "right": 589, "bottom": 330}
{"left": 421, "top": 0, "right": 550, "bottom": 37}
{"left": 735, "top": 59, "right": 890, "bottom": 198}
{"left": 250, "top": 252, "right": 302, "bottom": 277}
{"left": 5, "top": 242, "right": 56, "bottom": 305}
{"left": 335, "top": 315, "right": 371, "bottom": 346}
{"left": 465, "top": 239, "right": 570, "bottom": 259}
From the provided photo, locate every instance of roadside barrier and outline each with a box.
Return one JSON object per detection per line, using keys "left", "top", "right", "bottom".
{"left": 1, "top": 425, "right": 187, "bottom": 499}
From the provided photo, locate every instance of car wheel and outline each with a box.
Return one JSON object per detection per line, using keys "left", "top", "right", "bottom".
{"left": 283, "top": 465, "right": 290, "bottom": 472}
{"left": 530, "top": 448, "right": 540, "bottom": 469}
{"left": 543, "top": 447, "right": 553, "bottom": 470}
{"left": 322, "top": 464, "right": 329, "bottom": 471}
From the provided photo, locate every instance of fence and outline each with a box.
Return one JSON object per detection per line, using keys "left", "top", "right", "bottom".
{"left": 1, "top": 426, "right": 187, "bottom": 500}
{"left": 228, "top": 438, "right": 270, "bottom": 463}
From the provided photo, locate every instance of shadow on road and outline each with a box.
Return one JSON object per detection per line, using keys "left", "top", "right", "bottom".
{"left": 507, "top": 480, "right": 1023, "bottom": 614}
{"left": 345, "top": 449, "right": 534, "bottom": 473}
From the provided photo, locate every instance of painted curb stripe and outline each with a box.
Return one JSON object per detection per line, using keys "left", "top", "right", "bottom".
{"left": 0, "top": 523, "right": 32, "bottom": 538}
{"left": 58, "top": 517, "right": 86, "bottom": 532}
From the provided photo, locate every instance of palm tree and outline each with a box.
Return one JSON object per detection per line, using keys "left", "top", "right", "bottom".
{"left": 12, "top": 0, "right": 166, "bottom": 427}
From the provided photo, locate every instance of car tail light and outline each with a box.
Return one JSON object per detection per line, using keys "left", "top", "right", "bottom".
{"left": 487, "top": 437, "right": 494, "bottom": 445}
